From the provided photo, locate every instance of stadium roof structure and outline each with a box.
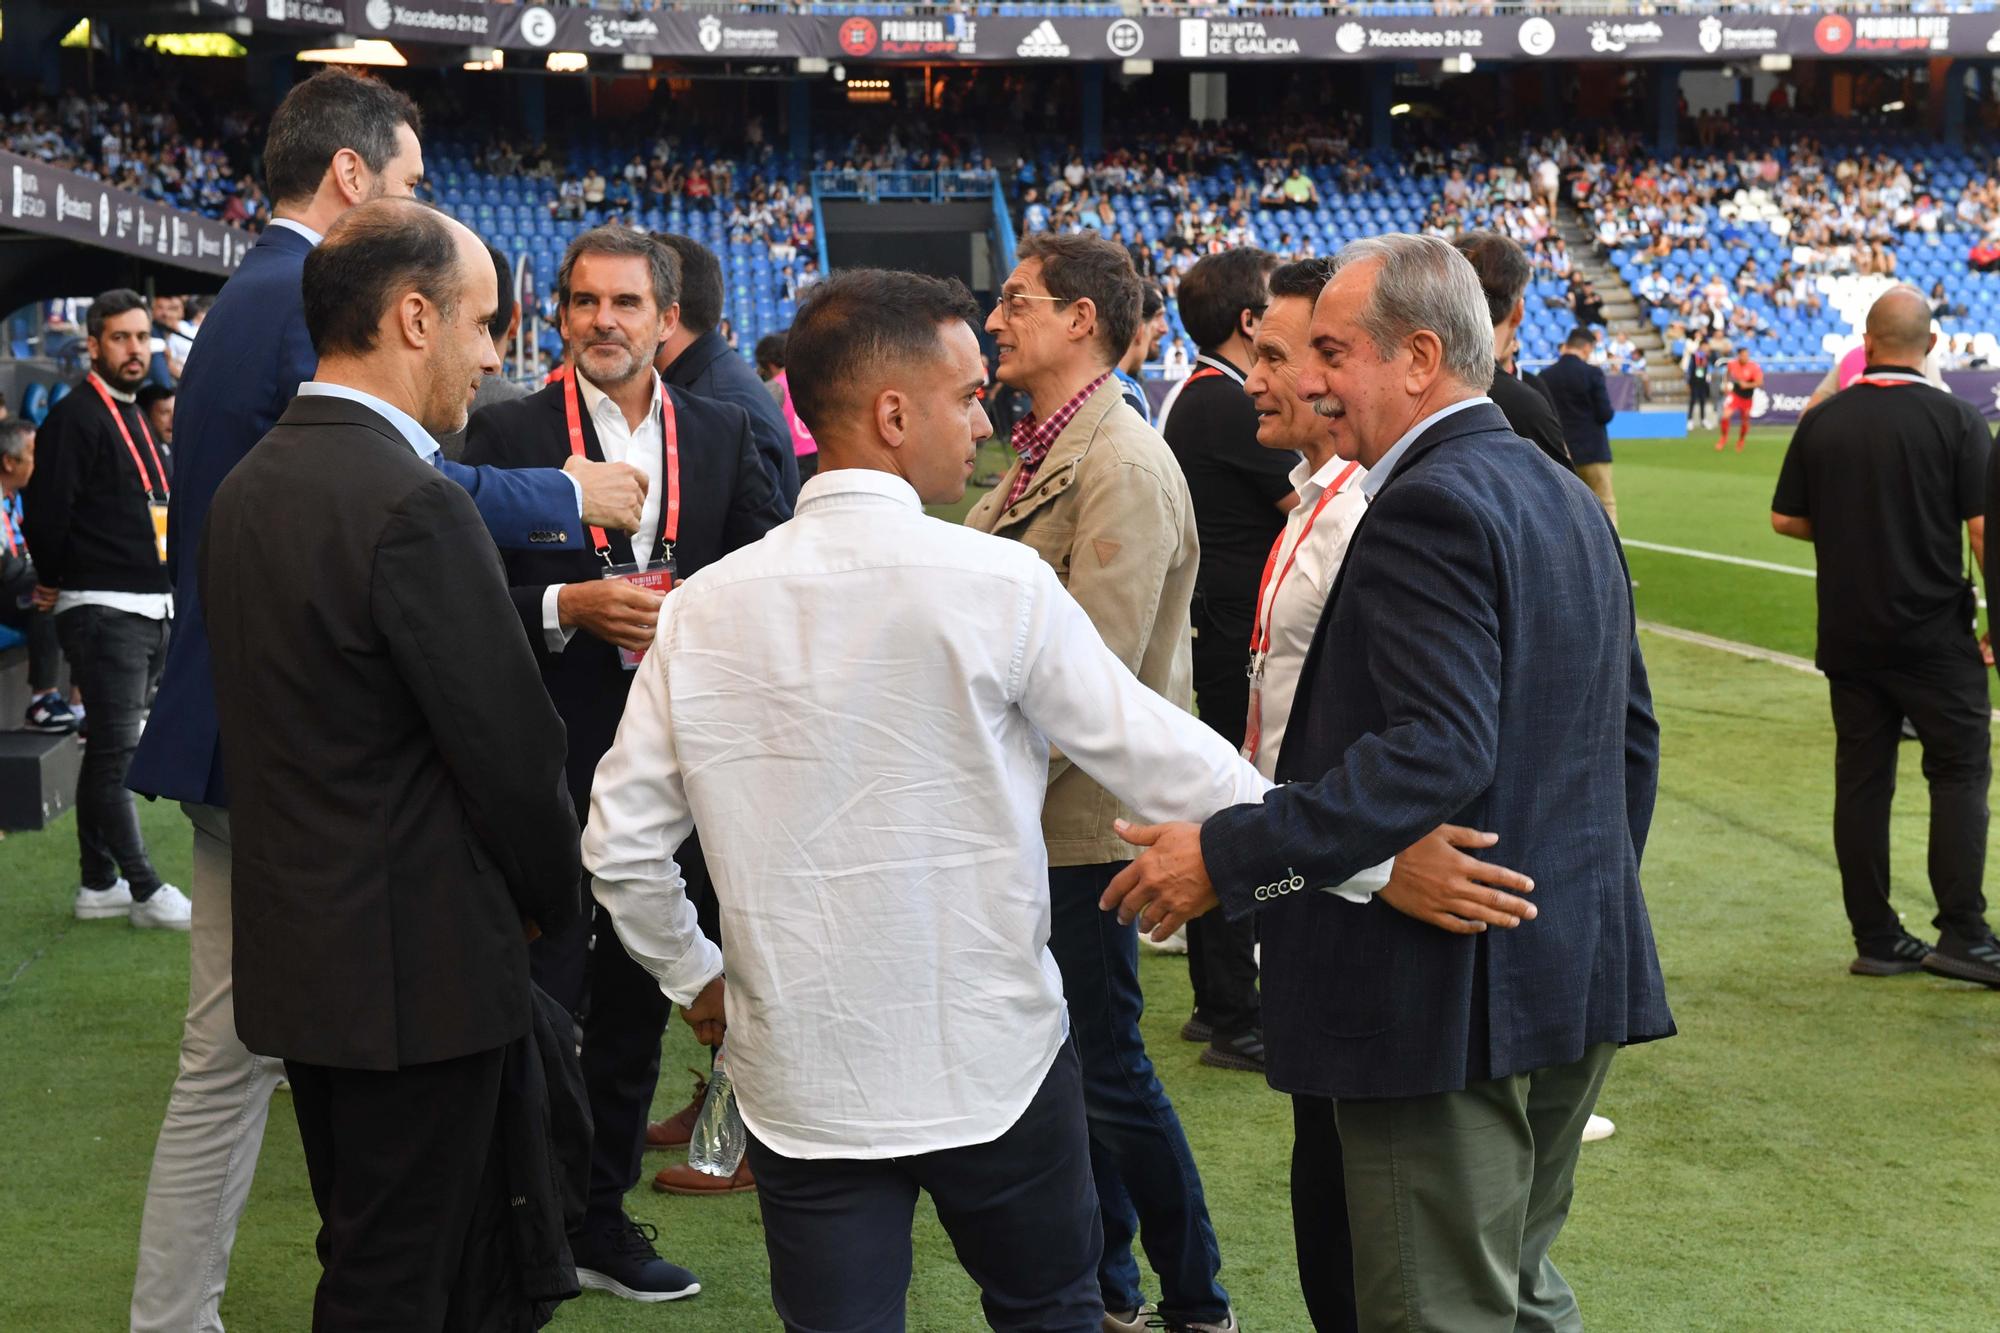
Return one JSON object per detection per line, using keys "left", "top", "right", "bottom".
{"left": 150, "top": 0, "right": 2000, "bottom": 67}
{"left": 0, "top": 150, "right": 252, "bottom": 310}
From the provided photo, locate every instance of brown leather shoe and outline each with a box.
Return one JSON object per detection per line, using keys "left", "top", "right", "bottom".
{"left": 652, "top": 1158, "right": 756, "bottom": 1195}
{"left": 643, "top": 1070, "right": 708, "bottom": 1151}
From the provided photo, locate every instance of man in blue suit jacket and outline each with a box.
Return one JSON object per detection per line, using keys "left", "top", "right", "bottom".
{"left": 1538, "top": 326, "right": 1619, "bottom": 526}
{"left": 124, "top": 69, "right": 648, "bottom": 1333}
{"left": 1106, "top": 236, "right": 1672, "bottom": 1333}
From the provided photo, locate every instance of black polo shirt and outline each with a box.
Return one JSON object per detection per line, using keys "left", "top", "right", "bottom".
{"left": 1772, "top": 366, "right": 1990, "bottom": 672}
{"left": 1160, "top": 353, "right": 1294, "bottom": 612}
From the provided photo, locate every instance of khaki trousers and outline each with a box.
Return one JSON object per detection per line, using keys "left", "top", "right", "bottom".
{"left": 1574, "top": 463, "right": 1617, "bottom": 530}
{"left": 1335, "top": 1044, "right": 1617, "bottom": 1333}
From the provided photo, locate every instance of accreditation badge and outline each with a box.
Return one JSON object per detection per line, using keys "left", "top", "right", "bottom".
{"left": 150, "top": 502, "right": 169, "bottom": 564}
{"left": 601, "top": 548, "right": 677, "bottom": 670}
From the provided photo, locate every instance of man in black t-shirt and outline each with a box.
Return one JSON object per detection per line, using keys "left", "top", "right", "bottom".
{"left": 1160, "top": 246, "right": 1287, "bottom": 1074}
{"left": 1772, "top": 285, "right": 2000, "bottom": 987}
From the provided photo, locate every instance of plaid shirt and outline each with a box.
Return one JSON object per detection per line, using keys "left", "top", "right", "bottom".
{"left": 1004, "top": 371, "right": 1112, "bottom": 509}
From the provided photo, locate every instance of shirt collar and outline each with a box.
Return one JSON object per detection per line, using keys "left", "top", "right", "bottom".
{"left": 1192, "top": 352, "right": 1246, "bottom": 384}
{"left": 92, "top": 375, "right": 137, "bottom": 404}
{"left": 1012, "top": 370, "right": 1112, "bottom": 463}
{"left": 575, "top": 368, "right": 661, "bottom": 428}
{"left": 796, "top": 466, "right": 922, "bottom": 512}
{"left": 295, "top": 381, "right": 437, "bottom": 461}
{"left": 1358, "top": 396, "right": 1490, "bottom": 500}
{"left": 1289, "top": 450, "right": 1365, "bottom": 501}
{"left": 270, "top": 217, "right": 324, "bottom": 247}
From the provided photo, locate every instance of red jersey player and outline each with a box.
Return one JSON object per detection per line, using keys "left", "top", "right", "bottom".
{"left": 1718, "top": 347, "right": 1763, "bottom": 452}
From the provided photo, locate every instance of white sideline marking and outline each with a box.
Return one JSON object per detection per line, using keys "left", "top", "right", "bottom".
{"left": 1638, "top": 620, "right": 2000, "bottom": 722}
{"left": 1626, "top": 539, "right": 1986, "bottom": 610}
{"left": 1623, "top": 539, "right": 1813, "bottom": 578}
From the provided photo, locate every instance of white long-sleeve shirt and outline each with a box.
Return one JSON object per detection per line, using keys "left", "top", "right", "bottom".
{"left": 584, "top": 467, "right": 1272, "bottom": 1160}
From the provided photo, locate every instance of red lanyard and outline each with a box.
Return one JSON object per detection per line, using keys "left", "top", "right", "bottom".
{"left": 559, "top": 364, "right": 679, "bottom": 563}
{"left": 1250, "top": 462, "right": 1360, "bottom": 657}
{"left": 1184, "top": 366, "right": 1224, "bottom": 385}
{"left": 88, "top": 373, "right": 169, "bottom": 501}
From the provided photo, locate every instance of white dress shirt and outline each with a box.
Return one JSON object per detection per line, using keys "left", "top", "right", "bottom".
{"left": 540, "top": 371, "right": 666, "bottom": 652}
{"left": 55, "top": 378, "right": 175, "bottom": 622}
{"left": 1251, "top": 453, "right": 1392, "bottom": 901}
{"left": 584, "top": 467, "right": 1271, "bottom": 1161}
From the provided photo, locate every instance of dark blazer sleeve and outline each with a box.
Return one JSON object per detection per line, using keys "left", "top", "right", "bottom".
{"left": 371, "top": 476, "right": 582, "bottom": 933}
{"left": 720, "top": 403, "right": 789, "bottom": 552}
{"left": 437, "top": 457, "right": 586, "bottom": 554}
{"left": 1200, "top": 479, "right": 1503, "bottom": 916}
{"left": 459, "top": 404, "right": 558, "bottom": 655}
{"left": 1590, "top": 367, "right": 1615, "bottom": 426}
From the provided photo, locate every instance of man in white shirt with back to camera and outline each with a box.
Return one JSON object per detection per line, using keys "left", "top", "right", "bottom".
{"left": 581, "top": 268, "right": 1269, "bottom": 1333}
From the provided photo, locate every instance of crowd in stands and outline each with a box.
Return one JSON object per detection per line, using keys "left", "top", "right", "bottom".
{"left": 2, "top": 94, "right": 269, "bottom": 228}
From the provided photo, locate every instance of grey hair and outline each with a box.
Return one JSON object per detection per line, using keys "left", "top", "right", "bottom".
{"left": 1329, "top": 233, "right": 1495, "bottom": 393}
{"left": 0, "top": 417, "right": 32, "bottom": 463}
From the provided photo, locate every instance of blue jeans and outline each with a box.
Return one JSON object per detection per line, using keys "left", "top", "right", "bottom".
{"left": 1047, "top": 862, "right": 1229, "bottom": 1323}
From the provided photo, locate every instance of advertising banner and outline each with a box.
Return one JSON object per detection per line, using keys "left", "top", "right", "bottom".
{"left": 1742, "top": 370, "right": 2000, "bottom": 425}
{"left": 0, "top": 151, "right": 252, "bottom": 277}
{"left": 191, "top": 1, "right": 2000, "bottom": 65}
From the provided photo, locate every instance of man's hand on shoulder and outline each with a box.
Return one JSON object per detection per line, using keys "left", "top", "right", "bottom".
{"left": 1380, "top": 824, "right": 1536, "bottom": 935}
{"left": 557, "top": 578, "right": 665, "bottom": 652}
{"left": 565, "top": 456, "right": 648, "bottom": 533}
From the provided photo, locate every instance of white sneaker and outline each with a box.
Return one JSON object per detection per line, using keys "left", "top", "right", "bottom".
{"left": 1139, "top": 923, "right": 1188, "bottom": 955}
{"left": 130, "top": 884, "right": 193, "bottom": 931}
{"left": 74, "top": 878, "right": 133, "bottom": 919}
{"left": 1582, "top": 1113, "right": 1616, "bottom": 1143}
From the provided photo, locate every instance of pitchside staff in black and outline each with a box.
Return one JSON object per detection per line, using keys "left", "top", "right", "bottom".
{"left": 1159, "top": 246, "right": 1288, "bottom": 1074}
{"left": 1772, "top": 284, "right": 2000, "bottom": 988}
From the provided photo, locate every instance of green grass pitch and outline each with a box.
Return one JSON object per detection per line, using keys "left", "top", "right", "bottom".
{"left": 3, "top": 426, "right": 1996, "bottom": 1330}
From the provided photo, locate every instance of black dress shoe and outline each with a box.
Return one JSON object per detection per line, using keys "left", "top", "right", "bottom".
{"left": 1198, "top": 1030, "right": 1265, "bottom": 1073}
{"left": 1921, "top": 933, "right": 2000, "bottom": 988}
{"left": 1849, "top": 933, "right": 1935, "bottom": 976}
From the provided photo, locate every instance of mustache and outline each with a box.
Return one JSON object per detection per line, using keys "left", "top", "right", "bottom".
{"left": 1312, "top": 397, "right": 1346, "bottom": 419}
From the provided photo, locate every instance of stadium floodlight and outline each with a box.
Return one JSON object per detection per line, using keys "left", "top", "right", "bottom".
{"left": 1760, "top": 54, "right": 1792, "bottom": 72}
{"left": 832, "top": 62, "right": 847, "bottom": 82}
{"left": 297, "top": 38, "right": 405, "bottom": 66}
{"left": 620, "top": 53, "right": 651, "bottom": 71}
{"left": 1122, "top": 58, "right": 1153, "bottom": 77}
{"left": 546, "top": 51, "right": 589, "bottom": 72}
{"left": 1881, "top": 100, "right": 1906, "bottom": 114}
{"left": 463, "top": 47, "right": 502, "bottom": 71}
{"left": 1389, "top": 102, "right": 1413, "bottom": 117}
{"left": 799, "top": 57, "right": 830, "bottom": 74}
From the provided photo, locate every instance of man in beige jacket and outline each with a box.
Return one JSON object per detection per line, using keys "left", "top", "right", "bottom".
{"left": 967, "top": 233, "right": 1235, "bottom": 1333}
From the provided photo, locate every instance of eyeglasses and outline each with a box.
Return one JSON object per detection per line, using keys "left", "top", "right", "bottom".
{"left": 995, "top": 291, "right": 1073, "bottom": 320}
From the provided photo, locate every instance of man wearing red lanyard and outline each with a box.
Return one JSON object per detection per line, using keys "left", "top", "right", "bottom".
{"left": 463, "top": 226, "right": 788, "bottom": 1301}
{"left": 1239, "top": 259, "right": 1537, "bottom": 1333}
{"left": 22, "top": 289, "right": 189, "bottom": 929}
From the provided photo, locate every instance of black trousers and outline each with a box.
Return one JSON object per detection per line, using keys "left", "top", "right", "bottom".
{"left": 744, "top": 1042, "right": 1104, "bottom": 1333}
{"left": 1290, "top": 1095, "right": 1358, "bottom": 1333}
{"left": 285, "top": 1047, "right": 513, "bottom": 1332}
{"left": 1827, "top": 643, "right": 1992, "bottom": 949}
{"left": 1187, "top": 593, "right": 1260, "bottom": 1039}
{"left": 53, "top": 604, "right": 166, "bottom": 897}
{"left": 530, "top": 830, "right": 719, "bottom": 1230}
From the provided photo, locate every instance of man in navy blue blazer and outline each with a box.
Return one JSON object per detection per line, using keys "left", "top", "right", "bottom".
{"left": 124, "top": 69, "right": 649, "bottom": 1333}
{"left": 1105, "top": 235, "right": 1673, "bottom": 1333}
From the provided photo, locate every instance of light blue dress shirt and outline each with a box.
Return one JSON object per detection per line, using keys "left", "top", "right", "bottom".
{"left": 295, "top": 381, "right": 439, "bottom": 463}
{"left": 1359, "top": 396, "right": 1492, "bottom": 502}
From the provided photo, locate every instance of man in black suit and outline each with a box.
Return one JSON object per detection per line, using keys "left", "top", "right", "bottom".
{"left": 1453, "top": 231, "right": 1572, "bottom": 472}
{"left": 463, "top": 225, "right": 786, "bottom": 1299}
{"left": 653, "top": 232, "right": 800, "bottom": 506}
{"left": 200, "top": 198, "right": 583, "bottom": 1330}
{"left": 1106, "top": 235, "right": 1672, "bottom": 1332}
{"left": 1540, "top": 326, "right": 1619, "bottom": 525}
